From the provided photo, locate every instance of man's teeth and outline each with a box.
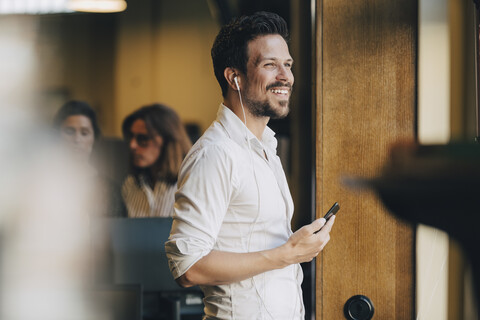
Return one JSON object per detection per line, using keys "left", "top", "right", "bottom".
{"left": 271, "top": 89, "right": 289, "bottom": 94}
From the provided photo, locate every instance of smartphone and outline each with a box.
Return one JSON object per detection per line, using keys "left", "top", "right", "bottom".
{"left": 315, "top": 202, "right": 340, "bottom": 234}
{"left": 323, "top": 202, "right": 340, "bottom": 221}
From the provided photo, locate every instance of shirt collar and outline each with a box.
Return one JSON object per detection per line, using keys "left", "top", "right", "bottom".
{"left": 217, "top": 103, "right": 277, "bottom": 152}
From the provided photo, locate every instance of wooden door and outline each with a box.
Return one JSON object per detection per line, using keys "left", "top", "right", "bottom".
{"left": 315, "top": 0, "right": 417, "bottom": 319}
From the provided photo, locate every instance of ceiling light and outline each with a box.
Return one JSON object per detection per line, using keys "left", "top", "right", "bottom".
{"left": 68, "top": 0, "right": 127, "bottom": 13}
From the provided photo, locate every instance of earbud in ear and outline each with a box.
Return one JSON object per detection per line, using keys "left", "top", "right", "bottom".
{"left": 234, "top": 76, "right": 240, "bottom": 91}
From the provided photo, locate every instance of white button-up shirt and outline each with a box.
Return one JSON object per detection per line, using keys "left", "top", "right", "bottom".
{"left": 166, "top": 105, "right": 304, "bottom": 319}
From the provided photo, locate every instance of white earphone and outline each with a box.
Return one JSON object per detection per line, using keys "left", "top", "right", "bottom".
{"left": 232, "top": 71, "right": 300, "bottom": 319}
{"left": 234, "top": 76, "right": 240, "bottom": 91}
{"left": 232, "top": 73, "right": 291, "bottom": 319}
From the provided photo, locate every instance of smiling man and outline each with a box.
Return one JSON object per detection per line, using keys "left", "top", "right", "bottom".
{"left": 166, "top": 11, "right": 335, "bottom": 319}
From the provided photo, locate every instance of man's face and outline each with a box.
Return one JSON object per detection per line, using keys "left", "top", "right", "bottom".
{"left": 242, "top": 34, "right": 294, "bottom": 119}
{"left": 127, "top": 119, "right": 163, "bottom": 169}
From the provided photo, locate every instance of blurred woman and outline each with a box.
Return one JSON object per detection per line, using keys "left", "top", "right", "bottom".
{"left": 121, "top": 103, "right": 191, "bottom": 218}
{"left": 53, "top": 100, "right": 126, "bottom": 217}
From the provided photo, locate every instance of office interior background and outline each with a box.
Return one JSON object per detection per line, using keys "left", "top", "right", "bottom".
{"left": 0, "top": 0, "right": 478, "bottom": 319}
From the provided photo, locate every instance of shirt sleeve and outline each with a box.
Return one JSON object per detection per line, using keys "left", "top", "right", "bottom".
{"left": 165, "top": 143, "right": 237, "bottom": 279}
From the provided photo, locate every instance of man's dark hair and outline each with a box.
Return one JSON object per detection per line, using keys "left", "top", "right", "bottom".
{"left": 53, "top": 100, "right": 101, "bottom": 139}
{"left": 211, "top": 11, "right": 289, "bottom": 97}
{"left": 122, "top": 103, "right": 192, "bottom": 185}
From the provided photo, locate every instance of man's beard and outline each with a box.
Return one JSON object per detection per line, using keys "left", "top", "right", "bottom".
{"left": 243, "top": 83, "right": 292, "bottom": 120}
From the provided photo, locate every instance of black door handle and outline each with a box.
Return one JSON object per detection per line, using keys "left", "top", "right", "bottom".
{"left": 344, "top": 295, "right": 375, "bottom": 320}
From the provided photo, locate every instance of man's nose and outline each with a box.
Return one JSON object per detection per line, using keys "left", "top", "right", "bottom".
{"left": 276, "top": 65, "right": 293, "bottom": 83}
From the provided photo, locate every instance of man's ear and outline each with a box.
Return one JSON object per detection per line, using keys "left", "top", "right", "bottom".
{"left": 224, "top": 67, "right": 240, "bottom": 91}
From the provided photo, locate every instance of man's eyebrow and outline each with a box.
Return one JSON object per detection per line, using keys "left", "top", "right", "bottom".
{"left": 254, "top": 56, "right": 294, "bottom": 66}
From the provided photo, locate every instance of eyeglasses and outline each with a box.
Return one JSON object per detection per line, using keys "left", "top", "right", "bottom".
{"left": 127, "top": 133, "right": 152, "bottom": 148}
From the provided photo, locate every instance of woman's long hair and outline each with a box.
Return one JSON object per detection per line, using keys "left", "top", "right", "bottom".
{"left": 122, "top": 103, "right": 192, "bottom": 185}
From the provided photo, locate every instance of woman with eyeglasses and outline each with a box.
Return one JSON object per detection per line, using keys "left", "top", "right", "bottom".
{"left": 121, "top": 103, "right": 192, "bottom": 218}
{"left": 53, "top": 100, "right": 126, "bottom": 217}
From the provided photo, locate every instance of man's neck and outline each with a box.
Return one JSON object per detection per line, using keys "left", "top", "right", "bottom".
{"left": 223, "top": 98, "right": 269, "bottom": 141}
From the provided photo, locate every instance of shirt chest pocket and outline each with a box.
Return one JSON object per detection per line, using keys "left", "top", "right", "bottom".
{"left": 217, "top": 154, "right": 289, "bottom": 252}
{"left": 231, "top": 158, "right": 286, "bottom": 224}
{"left": 255, "top": 163, "right": 287, "bottom": 224}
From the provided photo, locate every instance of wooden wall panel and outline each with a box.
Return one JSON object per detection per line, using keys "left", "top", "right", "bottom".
{"left": 315, "top": 0, "right": 417, "bottom": 319}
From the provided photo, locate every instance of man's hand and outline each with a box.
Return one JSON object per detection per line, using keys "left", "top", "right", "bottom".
{"left": 276, "top": 216, "right": 335, "bottom": 267}
{"left": 176, "top": 215, "right": 335, "bottom": 287}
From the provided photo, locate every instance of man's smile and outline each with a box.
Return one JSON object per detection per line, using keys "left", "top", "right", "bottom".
{"left": 267, "top": 82, "right": 292, "bottom": 98}
{"left": 270, "top": 88, "right": 290, "bottom": 96}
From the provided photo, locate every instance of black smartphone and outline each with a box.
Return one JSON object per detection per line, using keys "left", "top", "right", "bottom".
{"left": 314, "top": 202, "right": 340, "bottom": 234}
{"left": 323, "top": 202, "right": 340, "bottom": 221}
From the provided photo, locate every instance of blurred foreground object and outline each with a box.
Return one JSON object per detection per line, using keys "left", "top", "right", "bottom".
{"left": 0, "top": 16, "right": 108, "bottom": 320}
{"left": 345, "top": 142, "right": 480, "bottom": 306}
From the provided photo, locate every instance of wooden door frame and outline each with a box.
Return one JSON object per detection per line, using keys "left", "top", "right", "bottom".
{"left": 313, "top": 0, "right": 417, "bottom": 318}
